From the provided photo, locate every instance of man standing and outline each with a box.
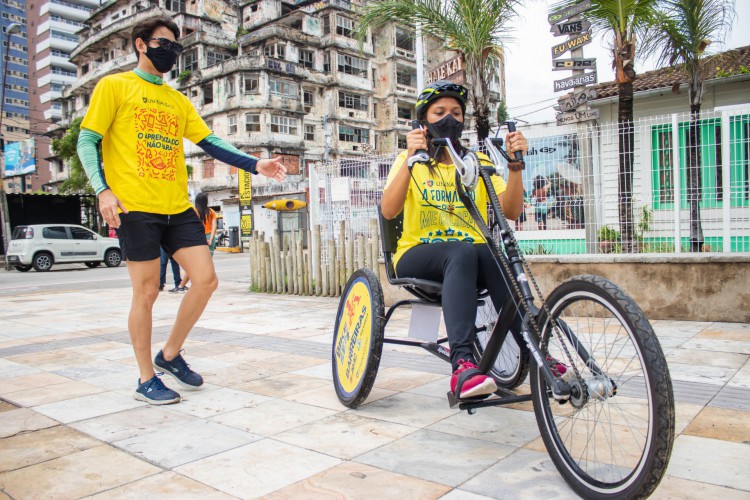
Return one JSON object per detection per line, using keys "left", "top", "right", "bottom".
{"left": 77, "top": 17, "right": 287, "bottom": 404}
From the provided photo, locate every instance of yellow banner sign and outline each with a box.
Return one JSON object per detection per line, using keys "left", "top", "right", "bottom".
{"left": 240, "top": 214, "right": 253, "bottom": 236}
{"left": 238, "top": 169, "right": 252, "bottom": 206}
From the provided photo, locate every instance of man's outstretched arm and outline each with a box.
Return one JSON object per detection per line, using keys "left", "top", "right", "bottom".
{"left": 195, "top": 134, "right": 287, "bottom": 182}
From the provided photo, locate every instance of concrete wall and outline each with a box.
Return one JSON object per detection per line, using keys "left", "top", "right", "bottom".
{"left": 379, "top": 254, "right": 750, "bottom": 323}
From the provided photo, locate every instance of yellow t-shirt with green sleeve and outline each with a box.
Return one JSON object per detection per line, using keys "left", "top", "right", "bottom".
{"left": 384, "top": 150, "right": 507, "bottom": 270}
{"left": 80, "top": 71, "right": 211, "bottom": 214}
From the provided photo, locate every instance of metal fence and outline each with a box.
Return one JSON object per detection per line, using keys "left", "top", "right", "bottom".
{"left": 310, "top": 107, "right": 750, "bottom": 256}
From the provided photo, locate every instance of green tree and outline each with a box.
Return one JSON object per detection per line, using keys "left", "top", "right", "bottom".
{"left": 51, "top": 117, "right": 92, "bottom": 194}
{"left": 645, "top": 0, "right": 736, "bottom": 251}
{"left": 555, "top": 0, "right": 662, "bottom": 252}
{"left": 354, "top": 0, "right": 521, "bottom": 141}
{"left": 496, "top": 99, "right": 509, "bottom": 124}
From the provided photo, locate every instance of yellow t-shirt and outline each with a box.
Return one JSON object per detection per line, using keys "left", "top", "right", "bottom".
{"left": 384, "top": 151, "right": 507, "bottom": 270}
{"left": 81, "top": 71, "right": 212, "bottom": 214}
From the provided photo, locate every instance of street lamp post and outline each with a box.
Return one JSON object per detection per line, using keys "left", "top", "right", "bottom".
{"left": 0, "top": 22, "right": 22, "bottom": 263}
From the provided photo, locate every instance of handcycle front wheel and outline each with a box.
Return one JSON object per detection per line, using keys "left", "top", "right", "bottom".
{"left": 332, "top": 268, "right": 385, "bottom": 408}
{"left": 530, "top": 274, "right": 674, "bottom": 499}
{"left": 473, "top": 295, "right": 529, "bottom": 389}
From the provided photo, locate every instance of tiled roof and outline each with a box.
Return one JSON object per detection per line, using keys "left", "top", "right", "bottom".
{"left": 593, "top": 45, "right": 750, "bottom": 99}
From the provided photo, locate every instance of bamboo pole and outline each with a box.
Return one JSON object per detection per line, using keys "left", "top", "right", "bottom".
{"left": 296, "top": 232, "right": 304, "bottom": 295}
{"left": 306, "top": 228, "right": 313, "bottom": 295}
{"left": 284, "top": 233, "right": 292, "bottom": 295}
{"left": 314, "top": 225, "right": 322, "bottom": 296}
{"left": 328, "top": 239, "right": 336, "bottom": 297}
{"left": 338, "top": 221, "right": 346, "bottom": 287}
{"left": 357, "top": 234, "right": 366, "bottom": 270}
{"left": 370, "top": 218, "right": 379, "bottom": 272}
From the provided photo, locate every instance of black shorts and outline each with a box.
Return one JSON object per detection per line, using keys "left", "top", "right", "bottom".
{"left": 117, "top": 208, "right": 207, "bottom": 262}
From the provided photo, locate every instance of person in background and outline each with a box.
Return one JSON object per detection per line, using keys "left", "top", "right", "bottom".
{"left": 177, "top": 192, "right": 217, "bottom": 291}
{"left": 532, "top": 175, "right": 551, "bottom": 230}
{"left": 159, "top": 246, "right": 181, "bottom": 291}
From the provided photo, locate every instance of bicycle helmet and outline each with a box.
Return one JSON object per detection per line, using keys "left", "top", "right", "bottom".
{"left": 415, "top": 80, "right": 468, "bottom": 120}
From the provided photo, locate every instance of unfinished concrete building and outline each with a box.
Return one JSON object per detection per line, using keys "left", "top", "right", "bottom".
{"left": 59, "top": 0, "right": 505, "bottom": 237}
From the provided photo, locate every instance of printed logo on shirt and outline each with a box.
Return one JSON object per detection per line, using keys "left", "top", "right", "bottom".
{"left": 134, "top": 106, "right": 181, "bottom": 181}
{"left": 141, "top": 96, "right": 176, "bottom": 110}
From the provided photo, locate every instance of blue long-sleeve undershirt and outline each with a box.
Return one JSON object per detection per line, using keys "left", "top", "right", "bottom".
{"left": 196, "top": 134, "right": 258, "bottom": 174}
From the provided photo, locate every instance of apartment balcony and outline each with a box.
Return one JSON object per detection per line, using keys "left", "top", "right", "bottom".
{"left": 240, "top": 23, "right": 320, "bottom": 47}
{"left": 252, "top": 178, "right": 307, "bottom": 199}
{"left": 50, "top": 37, "right": 78, "bottom": 53}
{"left": 181, "top": 29, "right": 235, "bottom": 51}
{"left": 200, "top": 55, "right": 331, "bottom": 87}
{"left": 66, "top": 52, "right": 138, "bottom": 95}
{"left": 391, "top": 47, "right": 416, "bottom": 62}
{"left": 70, "top": 6, "right": 167, "bottom": 60}
{"left": 42, "top": 0, "right": 93, "bottom": 22}
{"left": 44, "top": 107, "right": 63, "bottom": 121}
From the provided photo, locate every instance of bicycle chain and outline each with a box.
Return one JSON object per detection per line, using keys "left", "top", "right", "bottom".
{"left": 477, "top": 170, "right": 585, "bottom": 396}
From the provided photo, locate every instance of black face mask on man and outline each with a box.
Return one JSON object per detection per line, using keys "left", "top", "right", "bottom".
{"left": 425, "top": 114, "right": 465, "bottom": 149}
{"left": 145, "top": 45, "right": 179, "bottom": 74}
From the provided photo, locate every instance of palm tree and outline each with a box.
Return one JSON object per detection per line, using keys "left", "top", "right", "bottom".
{"left": 644, "top": 0, "right": 736, "bottom": 252}
{"left": 354, "top": 0, "right": 521, "bottom": 141}
{"left": 555, "top": 0, "right": 662, "bottom": 252}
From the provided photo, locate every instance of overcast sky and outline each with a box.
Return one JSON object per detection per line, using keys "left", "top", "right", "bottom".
{"left": 502, "top": 1, "right": 750, "bottom": 124}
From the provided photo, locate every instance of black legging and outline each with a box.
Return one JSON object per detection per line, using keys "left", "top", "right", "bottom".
{"left": 396, "top": 241, "right": 523, "bottom": 370}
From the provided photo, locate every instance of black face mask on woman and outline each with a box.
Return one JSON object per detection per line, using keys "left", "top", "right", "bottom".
{"left": 145, "top": 45, "right": 179, "bottom": 74}
{"left": 425, "top": 114, "right": 465, "bottom": 149}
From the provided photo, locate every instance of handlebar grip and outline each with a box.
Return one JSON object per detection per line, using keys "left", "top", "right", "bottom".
{"left": 432, "top": 138, "right": 449, "bottom": 147}
{"left": 506, "top": 121, "right": 523, "bottom": 161}
{"left": 411, "top": 120, "right": 429, "bottom": 156}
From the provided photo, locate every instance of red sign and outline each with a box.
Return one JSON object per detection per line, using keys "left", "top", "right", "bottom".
{"left": 427, "top": 56, "right": 465, "bottom": 84}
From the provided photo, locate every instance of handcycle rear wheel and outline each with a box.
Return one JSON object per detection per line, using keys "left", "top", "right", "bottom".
{"left": 473, "top": 295, "right": 529, "bottom": 389}
{"left": 530, "top": 275, "right": 674, "bottom": 499}
{"left": 332, "top": 268, "right": 385, "bottom": 409}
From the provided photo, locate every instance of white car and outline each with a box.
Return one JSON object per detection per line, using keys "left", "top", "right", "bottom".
{"left": 6, "top": 224, "right": 122, "bottom": 272}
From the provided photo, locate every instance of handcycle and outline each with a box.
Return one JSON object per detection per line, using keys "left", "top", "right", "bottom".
{"left": 331, "top": 123, "right": 675, "bottom": 499}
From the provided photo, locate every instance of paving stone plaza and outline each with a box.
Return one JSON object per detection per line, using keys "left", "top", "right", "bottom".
{"left": 0, "top": 254, "right": 748, "bottom": 498}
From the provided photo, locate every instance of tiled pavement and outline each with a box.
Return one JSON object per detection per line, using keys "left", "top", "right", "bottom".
{"left": 0, "top": 278, "right": 749, "bottom": 499}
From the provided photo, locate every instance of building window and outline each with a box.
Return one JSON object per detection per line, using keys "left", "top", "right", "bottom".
{"left": 339, "top": 125, "right": 369, "bottom": 143}
{"left": 335, "top": 15, "right": 354, "bottom": 37}
{"left": 396, "top": 65, "right": 417, "bottom": 87}
{"left": 337, "top": 54, "right": 367, "bottom": 77}
{"left": 243, "top": 74, "right": 258, "bottom": 94}
{"left": 207, "top": 49, "right": 230, "bottom": 67}
{"left": 303, "top": 89, "right": 314, "bottom": 107}
{"left": 323, "top": 52, "right": 330, "bottom": 73}
{"left": 305, "top": 124, "right": 315, "bottom": 141}
{"left": 269, "top": 78, "right": 298, "bottom": 97}
{"left": 226, "top": 77, "right": 235, "bottom": 97}
{"left": 202, "top": 82, "right": 213, "bottom": 105}
{"left": 271, "top": 115, "right": 298, "bottom": 135}
{"left": 264, "top": 43, "right": 286, "bottom": 60}
{"left": 338, "top": 91, "right": 367, "bottom": 111}
{"left": 397, "top": 135, "right": 407, "bottom": 150}
{"left": 168, "top": 0, "right": 186, "bottom": 12}
{"left": 299, "top": 49, "right": 314, "bottom": 69}
{"left": 203, "top": 158, "right": 215, "bottom": 178}
{"left": 183, "top": 50, "right": 198, "bottom": 71}
{"left": 395, "top": 27, "right": 414, "bottom": 52}
{"left": 245, "top": 113, "right": 260, "bottom": 132}
{"left": 397, "top": 103, "right": 412, "bottom": 120}
{"left": 322, "top": 14, "right": 330, "bottom": 35}
{"left": 228, "top": 114, "right": 237, "bottom": 134}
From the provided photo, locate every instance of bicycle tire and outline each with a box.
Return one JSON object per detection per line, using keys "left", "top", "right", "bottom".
{"left": 530, "top": 275, "right": 674, "bottom": 499}
{"left": 473, "top": 296, "right": 529, "bottom": 389}
{"left": 332, "top": 268, "right": 385, "bottom": 408}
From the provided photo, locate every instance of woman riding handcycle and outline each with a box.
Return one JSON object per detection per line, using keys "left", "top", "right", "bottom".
{"left": 332, "top": 80, "right": 675, "bottom": 499}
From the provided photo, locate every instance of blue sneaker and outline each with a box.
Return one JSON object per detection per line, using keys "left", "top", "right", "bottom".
{"left": 134, "top": 374, "right": 181, "bottom": 405}
{"left": 153, "top": 349, "right": 204, "bottom": 389}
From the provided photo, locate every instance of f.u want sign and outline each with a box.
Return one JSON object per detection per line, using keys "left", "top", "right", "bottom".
{"left": 551, "top": 31, "right": 592, "bottom": 59}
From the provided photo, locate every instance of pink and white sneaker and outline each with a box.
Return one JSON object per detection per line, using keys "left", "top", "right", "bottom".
{"left": 450, "top": 359, "right": 497, "bottom": 399}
